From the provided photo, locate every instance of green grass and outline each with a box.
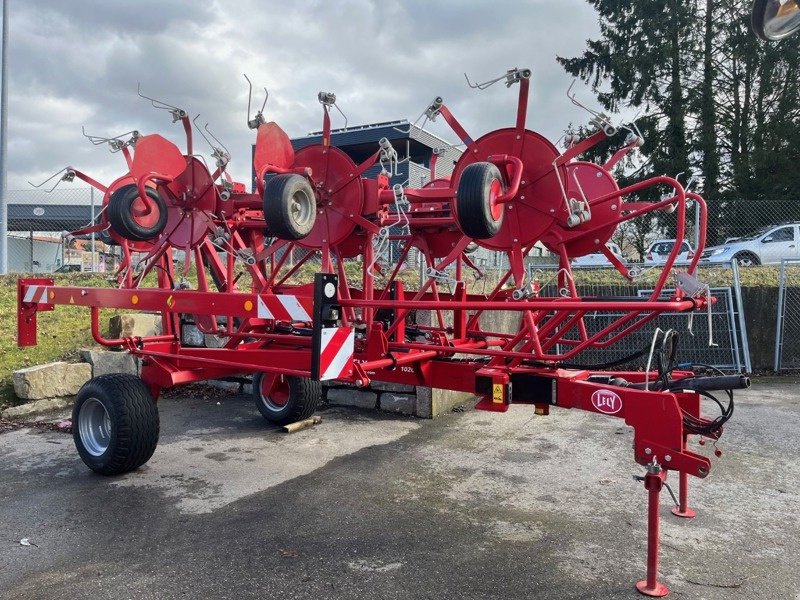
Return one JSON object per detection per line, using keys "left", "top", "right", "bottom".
{"left": 0, "top": 274, "right": 122, "bottom": 408}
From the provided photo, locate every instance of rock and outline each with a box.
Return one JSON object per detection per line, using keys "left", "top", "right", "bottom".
{"left": 370, "top": 381, "right": 416, "bottom": 393}
{"left": 108, "top": 314, "right": 163, "bottom": 339}
{"left": 13, "top": 362, "right": 92, "bottom": 401}
{"left": 325, "top": 387, "right": 378, "bottom": 409}
{"left": 379, "top": 393, "right": 416, "bottom": 415}
{"left": 416, "top": 387, "right": 475, "bottom": 419}
{"left": 80, "top": 349, "right": 137, "bottom": 377}
{"left": 203, "top": 334, "right": 229, "bottom": 349}
{"left": 1, "top": 397, "right": 74, "bottom": 420}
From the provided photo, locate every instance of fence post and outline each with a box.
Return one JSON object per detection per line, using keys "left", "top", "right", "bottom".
{"left": 774, "top": 259, "right": 788, "bottom": 372}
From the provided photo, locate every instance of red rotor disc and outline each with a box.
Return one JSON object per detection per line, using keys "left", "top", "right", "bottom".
{"left": 293, "top": 145, "right": 364, "bottom": 249}
{"left": 451, "top": 128, "right": 566, "bottom": 251}
{"left": 541, "top": 161, "right": 620, "bottom": 257}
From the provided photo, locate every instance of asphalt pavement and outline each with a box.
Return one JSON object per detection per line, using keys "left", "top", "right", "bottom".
{"left": 1, "top": 382, "right": 798, "bottom": 600}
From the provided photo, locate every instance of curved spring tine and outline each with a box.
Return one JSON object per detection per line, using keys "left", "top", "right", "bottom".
{"left": 27, "top": 167, "right": 75, "bottom": 193}
{"left": 137, "top": 82, "right": 187, "bottom": 122}
{"left": 243, "top": 74, "right": 268, "bottom": 129}
{"left": 465, "top": 67, "right": 531, "bottom": 90}
{"left": 82, "top": 126, "right": 140, "bottom": 152}
{"left": 192, "top": 115, "right": 231, "bottom": 167}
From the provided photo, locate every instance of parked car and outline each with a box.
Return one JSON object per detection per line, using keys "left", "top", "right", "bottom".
{"left": 572, "top": 242, "right": 626, "bottom": 267}
{"left": 644, "top": 239, "right": 695, "bottom": 265}
{"left": 700, "top": 223, "right": 800, "bottom": 266}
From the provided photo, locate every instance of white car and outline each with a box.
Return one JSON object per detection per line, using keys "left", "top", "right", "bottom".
{"left": 572, "top": 242, "right": 626, "bottom": 267}
{"left": 644, "top": 239, "right": 695, "bottom": 265}
{"left": 700, "top": 223, "right": 800, "bottom": 266}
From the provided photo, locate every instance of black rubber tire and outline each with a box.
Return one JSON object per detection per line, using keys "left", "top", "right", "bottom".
{"left": 456, "top": 162, "right": 506, "bottom": 239}
{"left": 263, "top": 174, "right": 317, "bottom": 240}
{"left": 107, "top": 184, "right": 168, "bottom": 242}
{"left": 252, "top": 373, "right": 321, "bottom": 425}
{"left": 72, "top": 374, "right": 160, "bottom": 476}
{"left": 734, "top": 251, "right": 760, "bottom": 266}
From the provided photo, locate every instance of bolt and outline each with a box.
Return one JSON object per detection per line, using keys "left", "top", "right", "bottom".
{"left": 549, "top": 208, "right": 555, "bottom": 213}
{"left": 521, "top": 180, "right": 526, "bottom": 185}
{"left": 520, "top": 195, "right": 525, "bottom": 200}
{"left": 664, "top": 455, "right": 672, "bottom": 462}
{"left": 513, "top": 238, "right": 518, "bottom": 243}
{"left": 611, "top": 204, "right": 617, "bottom": 210}
{"left": 355, "top": 379, "right": 363, "bottom": 387}
{"left": 645, "top": 447, "right": 652, "bottom": 455}
{"left": 516, "top": 135, "right": 521, "bottom": 140}
{"left": 594, "top": 238, "right": 600, "bottom": 244}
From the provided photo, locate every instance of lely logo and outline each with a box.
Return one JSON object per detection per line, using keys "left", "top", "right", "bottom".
{"left": 591, "top": 389, "right": 622, "bottom": 414}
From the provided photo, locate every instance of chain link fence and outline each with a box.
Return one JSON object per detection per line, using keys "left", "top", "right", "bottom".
{"left": 528, "top": 264, "right": 750, "bottom": 373}
{"left": 775, "top": 259, "right": 800, "bottom": 371}
{"left": 6, "top": 187, "right": 113, "bottom": 273}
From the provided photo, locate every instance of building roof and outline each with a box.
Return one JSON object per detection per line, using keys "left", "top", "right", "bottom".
{"left": 7, "top": 203, "right": 93, "bottom": 232}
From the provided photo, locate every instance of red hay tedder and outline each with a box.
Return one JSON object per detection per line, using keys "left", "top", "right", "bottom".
{"left": 17, "top": 69, "right": 749, "bottom": 597}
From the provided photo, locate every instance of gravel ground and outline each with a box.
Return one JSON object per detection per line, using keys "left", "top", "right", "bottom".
{"left": 0, "top": 381, "right": 797, "bottom": 599}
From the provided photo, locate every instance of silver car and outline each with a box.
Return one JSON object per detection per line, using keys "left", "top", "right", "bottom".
{"left": 700, "top": 223, "right": 800, "bottom": 266}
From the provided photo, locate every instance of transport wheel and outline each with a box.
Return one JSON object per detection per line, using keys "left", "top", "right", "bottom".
{"left": 72, "top": 374, "right": 160, "bottom": 475}
{"left": 456, "top": 162, "right": 506, "bottom": 239}
{"left": 253, "top": 373, "right": 321, "bottom": 425}
{"left": 107, "top": 184, "right": 168, "bottom": 241}
{"left": 734, "top": 251, "right": 760, "bottom": 266}
{"left": 263, "top": 174, "right": 317, "bottom": 240}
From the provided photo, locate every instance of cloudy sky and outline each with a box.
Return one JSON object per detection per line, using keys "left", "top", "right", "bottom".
{"left": 3, "top": 0, "right": 601, "bottom": 192}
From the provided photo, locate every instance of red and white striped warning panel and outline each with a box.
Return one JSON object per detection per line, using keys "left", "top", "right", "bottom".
{"left": 22, "top": 285, "right": 50, "bottom": 305}
{"left": 256, "top": 294, "right": 313, "bottom": 321}
{"left": 318, "top": 326, "right": 355, "bottom": 381}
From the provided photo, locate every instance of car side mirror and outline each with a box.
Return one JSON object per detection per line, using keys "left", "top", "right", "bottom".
{"left": 752, "top": 0, "right": 800, "bottom": 40}
{"left": 762, "top": 236, "right": 773, "bottom": 243}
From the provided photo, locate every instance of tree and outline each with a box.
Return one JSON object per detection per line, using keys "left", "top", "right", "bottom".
{"left": 559, "top": 0, "right": 800, "bottom": 248}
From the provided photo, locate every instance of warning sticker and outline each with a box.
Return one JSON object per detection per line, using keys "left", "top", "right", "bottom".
{"left": 492, "top": 383, "right": 504, "bottom": 404}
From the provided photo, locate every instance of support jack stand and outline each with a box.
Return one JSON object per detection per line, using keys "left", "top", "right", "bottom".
{"left": 636, "top": 463, "right": 669, "bottom": 597}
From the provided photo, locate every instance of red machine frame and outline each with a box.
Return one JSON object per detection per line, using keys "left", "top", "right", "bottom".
{"left": 17, "top": 70, "right": 745, "bottom": 597}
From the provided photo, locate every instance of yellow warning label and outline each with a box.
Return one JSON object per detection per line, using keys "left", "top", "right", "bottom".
{"left": 492, "top": 383, "right": 503, "bottom": 404}
{"left": 166, "top": 295, "right": 174, "bottom": 308}
{"left": 69, "top": 296, "right": 75, "bottom": 305}
{"left": 131, "top": 295, "right": 139, "bottom": 305}
{"left": 49, "top": 291, "right": 55, "bottom": 300}
{"left": 244, "top": 300, "right": 253, "bottom": 312}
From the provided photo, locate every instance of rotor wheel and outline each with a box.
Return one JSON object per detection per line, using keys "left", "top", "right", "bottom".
{"left": 456, "top": 162, "right": 506, "bottom": 239}
{"left": 253, "top": 372, "right": 321, "bottom": 425}
{"left": 72, "top": 374, "right": 160, "bottom": 475}
{"left": 107, "top": 184, "right": 168, "bottom": 242}
{"left": 263, "top": 174, "right": 317, "bottom": 240}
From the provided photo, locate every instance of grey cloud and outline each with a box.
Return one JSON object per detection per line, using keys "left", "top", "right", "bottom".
{"left": 4, "top": 0, "right": 600, "bottom": 189}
